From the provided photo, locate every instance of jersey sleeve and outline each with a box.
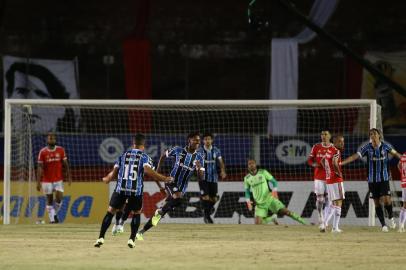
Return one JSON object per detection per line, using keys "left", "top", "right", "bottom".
{"left": 61, "top": 147, "right": 67, "bottom": 160}
{"left": 383, "top": 142, "right": 394, "bottom": 153}
{"left": 243, "top": 176, "right": 250, "bottom": 190}
{"left": 166, "top": 146, "right": 180, "bottom": 158}
{"left": 143, "top": 155, "right": 155, "bottom": 169}
{"left": 37, "top": 149, "right": 45, "bottom": 163}
{"left": 264, "top": 170, "right": 278, "bottom": 189}
{"left": 114, "top": 154, "right": 122, "bottom": 168}
{"left": 357, "top": 143, "right": 369, "bottom": 157}
{"left": 197, "top": 153, "right": 205, "bottom": 171}
{"left": 216, "top": 147, "right": 222, "bottom": 160}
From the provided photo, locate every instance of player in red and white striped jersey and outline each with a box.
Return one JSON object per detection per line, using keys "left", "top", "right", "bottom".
{"left": 307, "top": 130, "right": 336, "bottom": 231}
{"left": 398, "top": 152, "right": 406, "bottom": 232}
{"left": 322, "top": 135, "right": 345, "bottom": 233}
{"left": 37, "top": 132, "right": 71, "bottom": 223}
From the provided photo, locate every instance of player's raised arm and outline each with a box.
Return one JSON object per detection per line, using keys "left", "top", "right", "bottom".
{"left": 155, "top": 152, "right": 168, "bottom": 192}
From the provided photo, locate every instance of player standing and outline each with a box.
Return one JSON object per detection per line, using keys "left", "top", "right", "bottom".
{"left": 37, "top": 132, "right": 71, "bottom": 223}
{"left": 244, "top": 159, "right": 306, "bottom": 225}
{"left": 341, "top": 128, "right": 401, "bottom": 232}
{"left": 322, "top": 135, "right": 345, "bottom": 233}
{"left": 398, "top": 152, "right": 406, "bottom": 232}
{"left": 198, "top": 133, "right": 226, "bottom": 224}
{"left": 307, "top": 130, "right": 335, "bottom": 231}
{"left": 94, "top": 134, "right": 173, "bottom": 248}
{"left": 136, "top": 132, "right": 205, "bottom": 240}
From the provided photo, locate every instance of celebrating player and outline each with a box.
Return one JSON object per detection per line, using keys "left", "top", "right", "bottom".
{"left": 398, "top": 152, "right": 406, "bottom": 232}
{"left": 307, "top": 130, "right": 335, "bottom": 231}
{"left": 244, "top": 159, "right": 306, "bottom": 225}
{"left": 322, "top": 135, "right": 345, "bottom": 233}
{"left": 136, "top": 132, "right": 205, "bottom": 240}
{"left": 198, "top": 132, "right": 227, "bottom": 224}
{"left": 94, "top": 134, "right": 173, "bottom": 248}
{"left": 37, "top": 132, "right": 71, "bottom": 223}
{"left": 341, "top": 128, "right": 402, "bottom": 232}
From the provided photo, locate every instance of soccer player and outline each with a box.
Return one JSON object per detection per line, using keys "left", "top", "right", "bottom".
{"left": 307, "top": 130, "right": 335, "bottom": 231}
{"left": 94, "top": 134, "right": 173, "bottom": 248}
{"left": 322, "top": 135, "right": 345, "bottom": 233}
{"left": 398, "top": 152, "right": 406, "bottom": 232}
{"left": 198, "top": 132, "right": 227, "bottom": 224}
{"left": 136, "top": 132, "right": 205, "bottom": 240}
{"left": 244, "top": 159, "right": 306, "bottom": 225}
{"left": 341, "top": 128, "right": 402, "bottom": 232}
{"left": 36, "top": 132, "right": 71, "bottom": 223}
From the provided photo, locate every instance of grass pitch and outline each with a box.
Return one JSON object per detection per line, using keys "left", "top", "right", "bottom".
{"left": 0, "top": 223, "right": 405, "bottom": 270}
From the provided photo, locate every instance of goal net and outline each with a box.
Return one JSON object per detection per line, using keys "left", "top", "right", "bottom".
{"left": 4, "top": 99, "right": 394, "bottom": 226}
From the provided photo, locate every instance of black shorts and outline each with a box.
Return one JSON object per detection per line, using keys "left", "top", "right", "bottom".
{"left": 165, "top": 183, "right": 183, "bottom": 197}
{"left": 368, "top": 181, "right": 391, "bottom": 199}
{"left": 109, "top": 192, "right": 143, "bottom": 212}
{"left": 199, "top": 181, "right": 218, "bottom": 198}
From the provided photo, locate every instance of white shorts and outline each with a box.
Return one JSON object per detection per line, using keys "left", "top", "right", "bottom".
{"left": 314, "top": 179, "right": 327, "bottom": 195}
{"left": 327, "top": 182, "right": 345, "bottom": 201}
{"left": 42, "top": 181, "right": 64, "bottom": 195}
{"left": 402, "top": 188, "right": 406, "bottom": 202}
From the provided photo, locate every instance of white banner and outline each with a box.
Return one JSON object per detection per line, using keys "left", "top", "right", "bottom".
{"left": 3, "top": 55, "right": 79, "bottom": 132}
{"left": 109, "top": 181, "right": 402, "bottom": 226}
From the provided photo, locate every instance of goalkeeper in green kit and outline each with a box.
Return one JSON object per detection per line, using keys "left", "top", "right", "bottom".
{"left": 244, "top": 159, "right": 306, "bottom": 225}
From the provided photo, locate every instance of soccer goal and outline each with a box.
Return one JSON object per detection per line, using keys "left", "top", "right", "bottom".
{"left": 3, "top": 99, "right": 391, "bottom": 226}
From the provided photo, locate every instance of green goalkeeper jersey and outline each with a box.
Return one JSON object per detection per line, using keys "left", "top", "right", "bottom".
{"left": 244, "top": 169, "right": 278, "bottom": 205}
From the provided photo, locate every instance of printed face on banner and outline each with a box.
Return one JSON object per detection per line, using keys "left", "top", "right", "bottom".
{"left": 3, "top": 56, "right": 79, "bottom": 133}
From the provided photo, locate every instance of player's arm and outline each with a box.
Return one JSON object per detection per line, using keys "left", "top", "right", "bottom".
{"left": 244, "top": 178, "right": 253, "bottom": 211}
{"left": 155, "top": 152, "right": 168, "bottom": 192}
{"left": 144, "top": 165, "right": 173, "bottom": 183}
{"left": 63, "top": 159, "right": 72, "bottom": 186}
{"left": 36, "top": 163, "right": 43, "bottom": 191}
{"left": 340, "top": 153, "right": 359, "bottom": 166}
{"left": 264, "top": 170, "right": 278, "bottom": 198}
{"left": 332, "top": 155, "right": 342, "bottom": 178}
{"left": 307, "top": 146, "right": 320, "bottom": 168}
{"left": 390, "top": 149, "right": 402, "bottom": 159}
{"left": 102, "top": 167, "right": 119, "bottom": 184}
{"left": 195, "top": 160, "right": 205, "bottom": 180}
{"left": 218, "top": 156, "right": 227, "bottom": 180}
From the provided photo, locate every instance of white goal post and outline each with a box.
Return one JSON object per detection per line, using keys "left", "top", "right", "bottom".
{"left": 3, "top": 99, "right": 382, "bottom": 225}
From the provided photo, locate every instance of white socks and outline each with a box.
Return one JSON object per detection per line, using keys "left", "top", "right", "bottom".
{"left": 400, "top": 208, "right": 406, "bottom": 227}
{"left": 332, "top": 205, "right": 342, "bottom": 230}
{"left": 46, "top": 205, "right": 55, "bottom": 222}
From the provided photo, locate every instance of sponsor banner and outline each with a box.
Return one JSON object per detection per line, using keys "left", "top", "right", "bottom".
{"left": 0, "top": 182, "right": 108, "bottom": 224}
{"left": 3, "top": 55, "right": 80, "bottom": 132}
{"left": 0, "top": 134, "right": 404, "bottom": 167}
{"left": 110, "top": 181, "right": 403, "bottom": 225}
